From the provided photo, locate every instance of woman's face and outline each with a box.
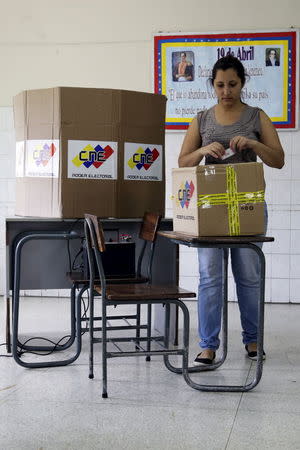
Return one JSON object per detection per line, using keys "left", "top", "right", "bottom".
{"left": 213, "top": 68, "right": 243, "bottom": 107}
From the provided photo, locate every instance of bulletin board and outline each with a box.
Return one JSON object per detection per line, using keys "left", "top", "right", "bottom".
{"left": 154, "top": 30, "right": 299, "bottom": 130}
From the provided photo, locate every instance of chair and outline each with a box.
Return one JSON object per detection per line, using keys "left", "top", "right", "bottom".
{"left": 84, "top": 213, "right": 196, "bottom": 398}
{"left": 68, "top": 212, "right": 162, "bottom": 353}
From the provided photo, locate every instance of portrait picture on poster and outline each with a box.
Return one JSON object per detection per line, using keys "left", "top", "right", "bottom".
{"left": 265, "top": 48, "right": 280, "bottom": 66}
{"left": 172, "top": 51, "right": 195, "bottom": 82}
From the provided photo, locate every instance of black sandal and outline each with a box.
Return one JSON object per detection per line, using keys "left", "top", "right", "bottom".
{"left": 245, "top": 345, "right": 266, "bottom": 361}
{"left": 193, "top": 351, "right": 216, "bottom": 366}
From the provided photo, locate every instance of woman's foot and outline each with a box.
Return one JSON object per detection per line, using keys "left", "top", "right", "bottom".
{"left": 193, "top": 349, "right": 216, "bottom": 366}
{"left": 245, "top": 343, "right": 266, "bottom": 361}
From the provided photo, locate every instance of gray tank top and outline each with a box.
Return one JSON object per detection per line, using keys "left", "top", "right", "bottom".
{"left": 197, "top": 105, "right": 261, "bottom": 165}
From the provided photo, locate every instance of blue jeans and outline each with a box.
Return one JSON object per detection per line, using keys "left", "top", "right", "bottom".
{"left": 197, "top": 205, "right": 268, "bottom": 351}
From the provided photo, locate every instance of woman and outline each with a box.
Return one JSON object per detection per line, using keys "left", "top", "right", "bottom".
{"left": 178, "top": 55, "right": 284, "bottom": 365}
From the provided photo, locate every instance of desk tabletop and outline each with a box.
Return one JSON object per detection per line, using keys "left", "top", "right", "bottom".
{"left": 158, "top": 230, "right": 274, "bottom": 244}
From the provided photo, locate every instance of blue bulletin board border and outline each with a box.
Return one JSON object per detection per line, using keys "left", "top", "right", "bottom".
{"left": 154, "top": 30, "right": 298, "bottom": 130}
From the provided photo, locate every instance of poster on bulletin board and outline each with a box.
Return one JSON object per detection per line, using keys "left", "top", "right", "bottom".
{"left": 153, "top": 30, "right": 299, "bottom": 130}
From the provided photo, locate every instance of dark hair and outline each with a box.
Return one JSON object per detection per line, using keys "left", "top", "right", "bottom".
{"left": 210, "top": 55, "right": 247, "bottom": 87}
{"left": 267, "top": 48, "right": 277, "bottom": 58}
{"left": 180, "top": 52, "right": 187, "bottom": 57}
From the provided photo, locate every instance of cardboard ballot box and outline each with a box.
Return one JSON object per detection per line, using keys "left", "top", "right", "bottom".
{"left": 172, "top": 162, "right": 265, "bottom": 236}
{"left": 13, "top": 87, "right": 166, "bottom": 218}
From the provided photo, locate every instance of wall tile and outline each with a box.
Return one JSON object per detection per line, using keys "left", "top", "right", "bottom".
{"left": 179, "top": 276, "right": 198, "bottom": 294}
{"left": 179, "top": 251, "right": 198, "bottom": 277}
{"left": 41, "top": 289, "right": 60, "bottom": 297}
{"left": 6, "top": 180, "right": 15, "bottom": 202}
{"left": 265, "top": 253, "right": 272, "bottom": 278}
{"left": 0, "top": 107, "right": 14, "bottom": 131}
{"left": 165, "top": 153, "right": 179, "bottom": 170}
{"left": 271, "top": 278, "right": 290, "bottom": 303}
{"left": 262, "top": 239, "right": 274, "bottom": 255}
{"left": 271, "top": 203, "right": 291, "bottom": 212}
{"left": 290, "top": 230, "right": 300, "bottom": 254}
{"left": 58, "top": 289, "right": 71, "bottom": 297}
{"left": 263, "top": 165, "right": 273, "bottom": 183}
{"left": 278, "top": 131, "right": 292, "bottom": 155}
{"left": 6, "top": 204, "right": 16, "bottom": 217}
{"left": 271, "top": 210, "right": 291, "bottom": 230}
{"left": 271, "top": 254, "right": 290, "bottom": 278}
{"left": 291, "top": 154, "right": 300, "bottom": 180}
{"left": 24, "top": 290, "right": 42, "bottom": 297}
{"left": 1, "top": 157, "right": 16, "bottom": 179}
{"left": 290, "top": 255, "right": 300, "bottom": 279}
{"left": 0, "top": 131, "right": 12, "bottom": 155}
{"left": 271, "top": 156, "right": 291, "bottom": 180}
{"left": 291, "top": 181, "right": 300, "bottom": 206}
{"left": 291, "top": 211, "right": 300, "bottom": 230}
{"left": 264, "top": 184, "right": 273, "bottom": 205}
{"left": 264, "top": 278, "right": 271, "bottom": 303}
{"left": 0, "top": 181, "right": 8, "bottom": 202}
{"left": 291, "top": 130, "right": 300, "bottom": 155}
{"left": 272, "top": 180, "right": 291, "bottom": 206}
{"left": 290, "top": 279, "right": 300, "bottom": 302}
{"left": 270, "top": 229, "right": 290, "bottom": 254}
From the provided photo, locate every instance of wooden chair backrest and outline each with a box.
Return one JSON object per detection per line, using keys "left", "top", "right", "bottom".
{"left": 84, "top": 214, "right": 106, "bottom": 252}
{"left": 139, "top": 212, "right": 161, "bottom": 242}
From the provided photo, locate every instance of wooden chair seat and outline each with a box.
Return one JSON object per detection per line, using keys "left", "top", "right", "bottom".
{"left": 95, "top": 284, "right": 196, "bottom": 301}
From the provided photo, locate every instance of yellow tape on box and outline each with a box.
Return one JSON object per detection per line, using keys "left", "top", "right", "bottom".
{"left": 197, "top": 166, "right": 265, "bottom": 235}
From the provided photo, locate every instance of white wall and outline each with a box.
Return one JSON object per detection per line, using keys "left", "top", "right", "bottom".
{"left": 0, "top": 0, "right": 300, "bottom": 301}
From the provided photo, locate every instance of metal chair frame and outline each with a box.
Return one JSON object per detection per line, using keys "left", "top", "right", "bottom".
{"left": 69, "top": 212, "right": 163, "bottom": 357}
{"left": 84, "top": 214, "right": 196, "bottom": 398}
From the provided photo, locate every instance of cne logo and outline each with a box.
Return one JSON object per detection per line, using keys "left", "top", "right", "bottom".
{"left": 177, "top": 181, "right": 195, "bottom": 208}
{"left": 33, "top": 143, "right": 57, "bottom": 167}
{"left": 72, "top": 144, "right": 114, "bottom": 169}
{"left": 127, "top": 147, "right": 160, "bottom": 170}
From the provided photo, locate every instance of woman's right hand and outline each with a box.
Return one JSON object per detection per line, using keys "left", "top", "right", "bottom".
{"left": 199, "top": 142, "right": 226, "bottom": 159}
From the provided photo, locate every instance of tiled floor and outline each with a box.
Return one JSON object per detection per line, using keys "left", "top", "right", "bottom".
{"left": 1, "top": 297, "right": 300, "bottom": 450}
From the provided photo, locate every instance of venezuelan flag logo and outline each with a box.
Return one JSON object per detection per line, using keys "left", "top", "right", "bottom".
{"left": 33, "top": 143, "right": 57, "bottom": 167}
{"left": 72, "top": 144, "right": 114, "bottom": 168}
{"left": 177, "top": 180, "right": 195, "bottom": 209}
{"left": 127, "top": 147, "right": 160, "bottom": 170}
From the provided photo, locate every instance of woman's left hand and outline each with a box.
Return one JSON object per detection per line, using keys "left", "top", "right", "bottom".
{"left": 230, "top": 136, "right": 255, "bottom": 152}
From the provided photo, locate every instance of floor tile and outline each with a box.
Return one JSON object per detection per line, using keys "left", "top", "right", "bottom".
{"left": 1, "top": 297, "right": 300, "bottom": 450}
{"left": 227, "top": 410, "right": 300, "bottom": 450}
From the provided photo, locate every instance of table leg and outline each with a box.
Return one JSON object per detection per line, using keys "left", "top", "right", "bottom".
{"left": 12, "top": 232, "right": 82, "bottom": 368}
{"left": 164, "top": 242, "right": 266, "bottom": 392}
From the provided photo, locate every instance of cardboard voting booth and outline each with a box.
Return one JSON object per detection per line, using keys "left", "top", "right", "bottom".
{"left": 13, "top": 87, "right": 166, "bottom": 218}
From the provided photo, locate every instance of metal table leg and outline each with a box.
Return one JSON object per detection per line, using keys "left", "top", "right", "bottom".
{"left": 12, "top": 231, "right": 82, "bottom": 368}
{"left": 164, "top": 242, "right": 266, "bottom": 392}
